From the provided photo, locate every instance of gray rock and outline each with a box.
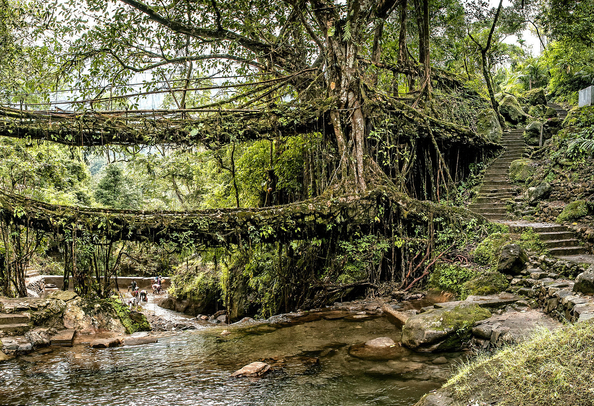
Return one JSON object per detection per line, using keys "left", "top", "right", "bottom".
{"left": 415, "top": 392, "right": 455, "bottom": 406}
{"left": 573, "top": 270, "right": 594, "bottom": 295}
{"left": 90, "top": 337, "right": 122, "bottom": 348}
{"left": 24, "top": 329, "right": 51, "bottom": 348}
{"left": 471, "top": 324, "right": 493, "bottom": 340}
{"left": 527, "top": 182, "right": 551, "bottom": 204}
{"left": 500, "top": 94, "right": 529, "bottom": 124}
{"left": 432, "top": 356, "right": 448, "bottom": 365}
{"left": 231, "top": 361, "right": 271, "bottom": 378}
{"left": 524, "top": 121, "right": 543, "bottom": 146}
{"left": 525, "top": 88, "right": 547, "bottom": 106}
{"left": 401, "top": 304, "right": 491, "bottom": 351}
{"left": 498, "top": 244, "right": 528, "bottom": 275}
{"left": 476, "top": 108, "right": 503, "bottom": 142}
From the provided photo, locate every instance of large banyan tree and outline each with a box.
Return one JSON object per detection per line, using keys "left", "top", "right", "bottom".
{"left": 0, "top": 0, "right": 500, "bottom": 303}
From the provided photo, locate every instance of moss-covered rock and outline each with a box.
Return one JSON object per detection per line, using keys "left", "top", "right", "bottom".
{"left": 462, "top": 272, "right": 509, "bottom": 296}
{"left": 500, "top": 94, "right": 529, "bottom": 124}
{"left": 544, "top": 106, "right": 558, "bottom": 118}
{"left": 29, "top": 299, "right": 67, "bottom": 327}
{"left": 524, "top": 88, "right": 547, "bottom": 106}
{"left": 557, "top": 200, "right": 589, "bottom": 223}
{"left": 476, "top": 108, "right": 503, "bottom": 143}
{"left": 562, "top": 105, "right": 594, "bottom": 128}
{"left": 110, "top": 298, "right": 151, "bottom": 334}
{"left": 523, "top": 121, "right": 543, "bottom": 146}
{"left": 401, "top": 304, "right": 491, "bottom": 352}
{"left": 509, "top": 158, "right": 535, "bottom": 183}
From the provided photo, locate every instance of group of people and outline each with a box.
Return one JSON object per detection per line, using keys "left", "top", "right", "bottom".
{"left": 152, "top": 276, "right": 163, "bottom": 295}
{"left": 126, "top": 277, "right": 164, "bottom": 308}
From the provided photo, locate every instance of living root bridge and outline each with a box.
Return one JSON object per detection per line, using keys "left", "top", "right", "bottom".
{"left": 0, "top": 100, "right": 331, "bottom": 147}
{"left": 0, "top": 188, "right": 488, "bottom": 247}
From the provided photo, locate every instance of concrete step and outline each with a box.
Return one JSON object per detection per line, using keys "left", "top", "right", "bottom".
{"left": 0, "top": 323, "right": 30, "bottom": 335}
{"left": 548, "top": 246, "right": 589, "bottom": 256}
{"left": 544, "top": 239, "right": 584, "bottom": 248}
{"left": 0, "top": 313, "right": 30, "bottom": 325}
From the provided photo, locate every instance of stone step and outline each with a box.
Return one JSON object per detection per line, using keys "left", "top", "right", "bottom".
{"left": 471, "top": 208, "right": 508, "bottom": 215}
{"left": 533, "top": 225, "right": 568, "bottom": 233}
{"left": 480, "top": 187, "right": 518, "bottom": 193}
{"left": 0, "top": 323, "right": 30, "bottom": 335}
{"left": 470, "top": 203, "right": 509, "bottom": 209}
{"left": 543, "top": 239, "right": 584, "bottom": 248}
{"left": 50, "top": 329, "right": 76, "bottom": 347}
{"left": 474, "top": 197, "right": 513, "bottom": 204}
{"left": 0, "top": 313, "right": 30, "bottom": 325}
{"left": 481, "top": 214, "right": 507, "bottom": 220}
{"left": 548, "top": 246, "right": 589, "bottom": 256}
{"left": 537, "top": 232, "right": 576, "bottom": 241}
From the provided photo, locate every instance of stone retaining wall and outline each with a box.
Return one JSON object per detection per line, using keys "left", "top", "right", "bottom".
{"left": 41, "top": 276, "right": 170, "bottom": 291}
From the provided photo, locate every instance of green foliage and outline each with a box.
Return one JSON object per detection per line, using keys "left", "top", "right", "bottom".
{"left": 94, "top": 164, "right": 141, "bottom": 209}
{"left": 429, "top": 263, "right": 477, "bottom": 299}
{"left": 0, "top": 138, "right": 92, "bottom": 205}
{"left": 335, "top": 234, "right": 390, "bottom": 284}
{"left": 169, "top": 257, "right": 222, "bottom": 302}
{"left": 557, "top": 200, "right": 589, "bottom": 223}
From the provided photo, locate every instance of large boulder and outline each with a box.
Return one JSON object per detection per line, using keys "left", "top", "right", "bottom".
{"left": 401, "top": 304, "right": 491, "bottom": 352}
{"left": 509, "top": 159, "right": 535, "bottom": 183}
{"left": 500, "top": 94, "right": 529, "bottom": 124}
{"left": 497, "top": 244, "right": 528, "bottom": 275}
{"left": 573, "top": 268, "right": 594, "bottom": 295}
{"left": 523, "top": 121, "right": 543, "bottom": 146}
{"left": 524, "top": 88, "right": 547, "bottom": 106}
{"left": 527, "top": 182, "right": 551, "bottom": 205}
{"left": 476, "top": 108, "right": 503, "bottom": 143}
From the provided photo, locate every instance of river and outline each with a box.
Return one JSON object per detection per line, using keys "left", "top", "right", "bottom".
{"left": 0, "top": 307, "right": 462, "bottom": 405}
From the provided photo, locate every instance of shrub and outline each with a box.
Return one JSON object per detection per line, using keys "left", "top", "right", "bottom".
{"left": 429, "top": 263, "right": 477, "bottom": 298}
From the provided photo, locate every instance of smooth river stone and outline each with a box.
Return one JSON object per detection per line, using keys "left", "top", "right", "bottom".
{"left": 231, "top": 361, "right": 271, "bottom": 377}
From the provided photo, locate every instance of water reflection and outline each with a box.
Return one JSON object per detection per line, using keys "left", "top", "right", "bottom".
{"left": 0, "top": 315, "right": 459, "bottom": 405}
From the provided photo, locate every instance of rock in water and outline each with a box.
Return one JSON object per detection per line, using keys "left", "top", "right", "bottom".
{"left": 348, "top": 337, "right": 406, "bottom": 360}
{"left": 231, "top": 361, "right": 271, "bottom": 378}
{"left": 365, "top": 337, "right": 396, "bottom": 348}
{"left": 498, "top": 244, "right": 528, "bottom": 275}
{"left": 401, "top": 304, "right": 491, "bottom": 352}
{"left": 89, "top": 337, "right": 122, "bottom": 348}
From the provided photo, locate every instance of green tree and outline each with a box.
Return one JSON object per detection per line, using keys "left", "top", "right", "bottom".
{"left": 94, "top": 164, "right": 140, "bottom": 209}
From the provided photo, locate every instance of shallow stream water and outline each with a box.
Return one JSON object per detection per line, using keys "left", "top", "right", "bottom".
{"left": 0, "top": 310, "right": 462, "bottom": 405}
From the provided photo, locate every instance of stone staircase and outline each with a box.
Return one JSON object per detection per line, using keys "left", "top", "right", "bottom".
{"left": 469, "top": 114, "right": 590, "bottom": 258}
{"left": 530, "top": 224, "right": 588, "bottom": 257}
{"left": 469, "top": 129, "right": 525, "bottom": 220}
{"left": 0, "top": 313, "right": 31, "bottom": 336}
{"left": 547, "top": 102, "right": 568, "bottom": 121}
